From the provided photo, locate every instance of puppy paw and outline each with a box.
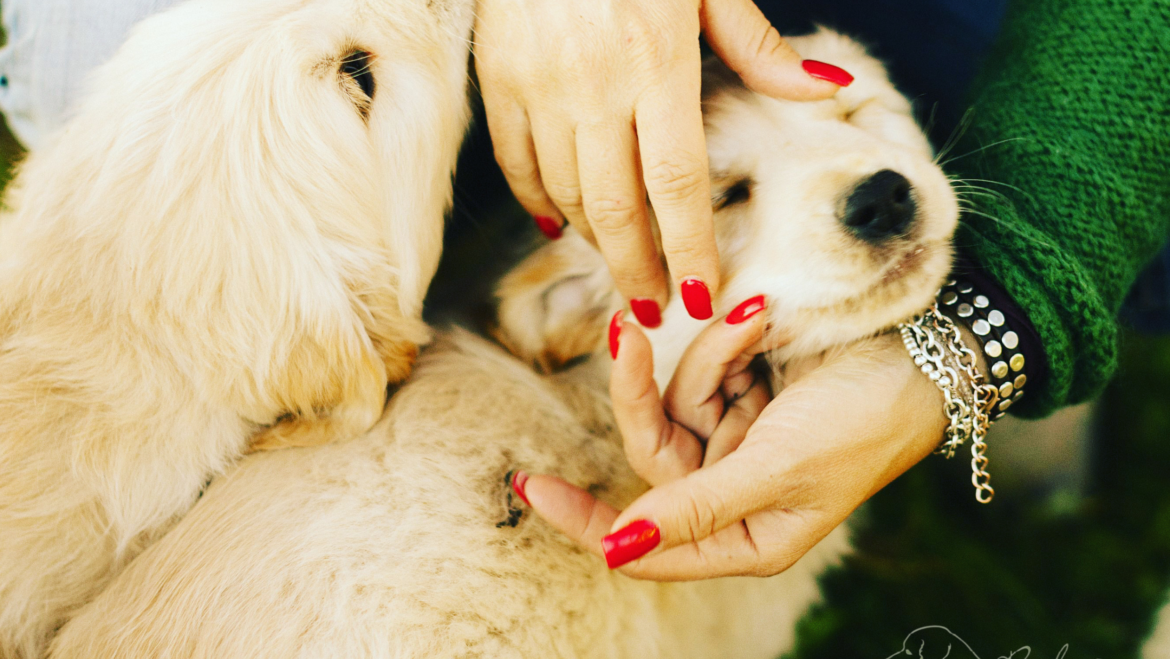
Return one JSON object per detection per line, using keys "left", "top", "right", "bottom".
{"left": 492, "top": 232, "right": 618, "bottom": 373}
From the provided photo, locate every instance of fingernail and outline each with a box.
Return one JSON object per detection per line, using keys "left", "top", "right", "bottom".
{"left": 534, "top": 215, "right": 564, "bottom": 240}
{"left": 602, "top": 520, "right": 661, "bottom": 569}
{"left": 680, "top": 278, "right": 713, "bottom": 321}
{"left": 727, "top": 295, "right": 766, "bottom": 325}
{"left": 511, "top": 470, "right": 531, "bottom": 507}
{"left": 608, "top": 311, "right": 623, "bottom": 359}
{"left": 801, "top": 60, "right": 854, "bottom": 87}
{"left": 629, "top": 299, "right": 662, "bottom": 329}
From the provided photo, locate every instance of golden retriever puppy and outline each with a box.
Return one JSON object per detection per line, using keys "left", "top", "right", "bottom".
{"left": 0, "top": 0, "right": 475, "bottom": 655}
{"left": 49, "top": 29, "right": 956, "bottom": 659}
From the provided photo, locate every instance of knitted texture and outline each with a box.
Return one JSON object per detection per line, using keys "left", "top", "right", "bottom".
{"left": 948, "top": 0, "right": 1170, "bottom": 417}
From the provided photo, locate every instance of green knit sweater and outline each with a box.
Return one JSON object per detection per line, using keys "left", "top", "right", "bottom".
{"left": 951, "top": 0, "right": 1170, "bottom": 417}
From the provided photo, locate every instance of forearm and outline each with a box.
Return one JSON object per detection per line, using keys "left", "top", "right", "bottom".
{"left": 948, "top": 0, "right": 1170, "bottom": 416}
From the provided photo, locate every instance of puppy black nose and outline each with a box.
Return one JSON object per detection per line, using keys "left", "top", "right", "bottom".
{"left": 842, "top": 170, "right": 916, "bottom": 241}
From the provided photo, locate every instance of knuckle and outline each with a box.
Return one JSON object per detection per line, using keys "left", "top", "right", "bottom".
{"left": 543, "top": 181, "right": 584, "bottom": 211}
{"left": 645, "top": 157, "right": 709, "bottom": 203}
{"left": 676, "top": 485, "right": 722, "bottom": 543}
{"left": 585, "top": 195, "right": 643, "bottom": 231}
{"left": 494, "top": 151, "right": 538, "bottom": 185}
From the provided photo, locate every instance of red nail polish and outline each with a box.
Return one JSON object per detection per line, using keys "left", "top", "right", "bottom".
{"left": 511, "top": 471, "right": 531, "bottom": 507}
{"left": 608, "top": 311, "right": 623, "bottom": 359}
{"left": 802, "top": 60, "right": 854, "bottom": 87}
{"left": 629, "top": 299, "right": 662, "bottom": 329}
{"left": 680, "top": 278, "right": 713, "bottom": 321}
{"left": 602, "top": 520, "right": 661, "bottom": 569}
{"left": 534, "top": 215, "right": 564, "bottom": 240}
{"left": 727, "top": 295, "right": 766, "bottom": 325}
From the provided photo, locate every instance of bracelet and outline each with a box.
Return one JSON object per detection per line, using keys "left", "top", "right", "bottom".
{"left": 899, "top": 302, "right": 999, "bottom": 503}
{"left": 938, "top": 278, "right": 1030, "bottom": 420}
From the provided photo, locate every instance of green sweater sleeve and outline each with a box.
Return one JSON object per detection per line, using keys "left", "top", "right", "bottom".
{"left": 949, "top": 0, "right": 1170, "bottom": 417}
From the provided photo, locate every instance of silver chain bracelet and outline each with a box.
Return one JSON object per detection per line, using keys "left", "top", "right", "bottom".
{"left": 899, "top": 302, "right": 1000, "bottom": 503}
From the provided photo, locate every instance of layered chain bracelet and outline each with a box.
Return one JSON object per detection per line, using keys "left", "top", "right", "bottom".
{"left": 899, "top": 302, "right": 999, "bottom": 503}
{"left": 898, "top": 270, "right": 1041, "bottom": 504}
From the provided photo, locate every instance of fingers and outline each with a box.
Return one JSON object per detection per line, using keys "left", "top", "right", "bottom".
{"left": 519, "top": 472, "right": 785, "bottom": 581}
{"left": 661, "top": 296, "right": 768, "bottom": 439}
{"left": 609, "top": 314, "right": 705, "bottom": 486}
{"left": 529, "top": 119, "right": 590, "bottom": 239}
{"left": 480, "top": 79, "right": 567, "bottom": 239}
{"left": 634, "top": 57, "right": 720, "bottom": 319}
{"left": 700, "top": 0, "right": 852, "bottom": 101}
{"left": 703, "top": 379, "right": 770, "bottom": 468}
{"left": 604, "top": 442, "right": 800, "bottom": 578}
{"left": 576, "top": 121, "right": 669, "bottom": 312}
{"left": 520, "top": 474, "right": 621, "bottom": 555}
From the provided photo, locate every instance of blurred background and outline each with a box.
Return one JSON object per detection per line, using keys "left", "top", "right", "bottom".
{"left": 2, "top": 1, "right": 1169, "bottom": 656}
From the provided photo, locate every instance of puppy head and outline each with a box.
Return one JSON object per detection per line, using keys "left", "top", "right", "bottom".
{"left": 2, "top": 0, "right": 475, "bottom": 382}
{"left": 703, "top": 29, "right": 958, "bottom": 358}
{"left": 494, "top": 29, "right": 958, "bottom": 376}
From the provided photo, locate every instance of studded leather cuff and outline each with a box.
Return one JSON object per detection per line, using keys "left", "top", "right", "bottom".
{"left": 938, "top": 257, "right": 1047, "bottom": 420}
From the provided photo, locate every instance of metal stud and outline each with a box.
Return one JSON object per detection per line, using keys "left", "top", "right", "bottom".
{"left": 958, "top": 284, "right": 974, "bottom": 294}
{"left": 974, "top": 295, "right": 990, "bottom": 308}
{"left": 991, "top": 361, "right": 1009, "bottom": 379}
{"left": 1010, "top": 354, "right": 1026, "bottom": 371}
{"left": 1002, "top": 331, "right": 1019, "bottom": 349}
{"left": 998, "top": 399, "right": 1013, "bottom": 412}
{"left": 942, "top": 291, "right": 959, "bottom": 305}
{"left": 988, "top": 310, "right": 1005, "bottom": 327}
{"left": 999, "top": 381, "right": 1015, "bottom": 398}
{"left": 985, "top": 340, "right": 1003, "bottom": 358}
{"left": 957, "top": 303, "right": 974, "bottom": 318}
{"left": 973, "top": 319, "right": 991, "bottom": 336}
{"left": 1013, "top": 390, "right": 1025, "bottom": 401}
{"left": 1014, "top": 374, "right": 1027, "bottom": 389}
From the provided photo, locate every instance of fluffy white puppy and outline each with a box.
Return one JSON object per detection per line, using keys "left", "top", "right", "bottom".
{"left": 0, "top": 0, "right": 475, "bottom": 656}
{"left": 50, "top": 30, "right": 957, "bottom": 659}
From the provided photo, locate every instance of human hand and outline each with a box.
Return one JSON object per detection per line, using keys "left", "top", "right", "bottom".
{"left": 474, "top": 0, "right": 852, "bottom": 328}
{"left": 514, "top": 303, "right": 951, "bottom": 580}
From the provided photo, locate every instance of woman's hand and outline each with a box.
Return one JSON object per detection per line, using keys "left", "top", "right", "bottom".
{"left": 474, "top": 0, "right": 851, "bottom": 327}
{"left": 515, "top": 301, "right": 951, "bottom": 580}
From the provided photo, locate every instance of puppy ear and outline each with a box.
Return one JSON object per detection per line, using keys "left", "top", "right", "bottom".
{"left": 491, "top": 232, "right": 619, "bottom": 373}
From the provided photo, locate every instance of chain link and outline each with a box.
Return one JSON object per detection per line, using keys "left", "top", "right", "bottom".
{"left": 899, "top": 301, "right": 999, "bottom": 503}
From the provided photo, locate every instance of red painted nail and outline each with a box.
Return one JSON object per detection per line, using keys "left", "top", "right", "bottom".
{"left": 608, "top": 311, "right": 623, "bottom": 359}
{"left": 802, "top": 60, "right": 854, "bottom": 87}
{"left": 511, "top": 470, "right": 531, "bottom": 507}
{"left": 680, "top": 278, "right": 713, "bottom": 321}
{"left": 602, "top": 520, "right": 661, "bottom": 569}
{"left": 629, "top": 299, "right": 662, "bottom": 329}
{"left": 534, "top": 215, "right": 564, "bottom": 240}
{"left": 727, "top": 295, "right": 766, "bottom": 325}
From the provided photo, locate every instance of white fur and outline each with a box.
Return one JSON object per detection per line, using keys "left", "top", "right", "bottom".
{"left": 498, "top": 31, "right": 959, "bottom": 387}
{"left": 0, "top": 0, "right": 475, "bottom": 656}
{"left": 47, "top": 30, "right": 955, "bottom": 659}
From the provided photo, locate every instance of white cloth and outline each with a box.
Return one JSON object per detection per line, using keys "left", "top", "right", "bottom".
{"left": 0, "top": 0, "right": 182, "bottom": 148}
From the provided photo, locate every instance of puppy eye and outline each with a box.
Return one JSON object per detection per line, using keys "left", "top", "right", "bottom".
{"left": 714, "top": 177, "right": 752, "bottom": 210}
{"left": 340, "top": 49, "right": 376, "bottom": 116}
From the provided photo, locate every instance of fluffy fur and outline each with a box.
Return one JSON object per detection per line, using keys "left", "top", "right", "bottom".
{"left": 498, "top": 31, "right": 958, "bottom": 384}
{"left": 49, "top": 30, "right": 958, "bottom": 659}
{"left": 0, "top": 0, "right": 475, "bottom": 656}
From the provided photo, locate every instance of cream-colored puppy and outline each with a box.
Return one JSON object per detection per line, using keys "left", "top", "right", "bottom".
{"left": 50, "top": 30, "right": 957, "bottom": 659}
{"left": 497, "top": 32, "right": 958, "bottom": 382}
{"left": 0, "top": 0, "right": 475, "bottom": 656}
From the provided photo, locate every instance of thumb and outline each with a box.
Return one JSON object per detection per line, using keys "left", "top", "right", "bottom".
{"left": 700, "top": 0, "right": 852, "bottom": 101}
{"left": 603, "top": 440, "right": 780, "bottom": 565}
